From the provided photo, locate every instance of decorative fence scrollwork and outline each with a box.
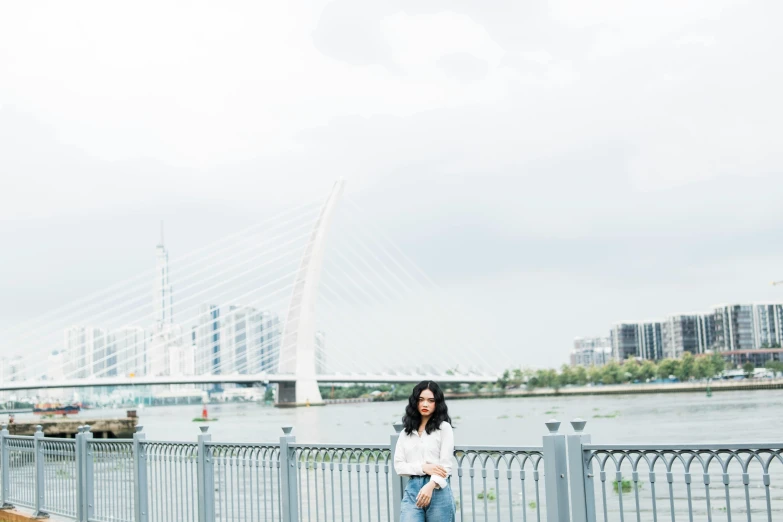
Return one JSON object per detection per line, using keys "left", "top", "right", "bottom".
{"left": 584, "top": 445, "right": 783, "bottom": 522}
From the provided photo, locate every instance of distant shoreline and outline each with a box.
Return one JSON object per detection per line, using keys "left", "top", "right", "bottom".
{"left": 443, "top": 377, "right": 783, "bottom": 400}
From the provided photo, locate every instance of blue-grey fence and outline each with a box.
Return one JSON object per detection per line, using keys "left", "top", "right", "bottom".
{"left": 4, "top": 435, "right": 36, "bottom": 512}
{"left": 209, "top": 441, "right": 281, "bottom": 522}
{"left": 41, "top": 437, "right": 79, "bottom": 518}
{"left": 2, "top": 419, "right": 782, "bottom": 521}
{"left": 91, "top": 440, "right": 134, "bottom": 522}
{"left": 453, "top": 445, "right": 545, "bottom": 522}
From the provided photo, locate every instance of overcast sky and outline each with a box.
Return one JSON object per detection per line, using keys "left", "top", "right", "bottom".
{"left": 1, "top": 0, "right": 782, "bottom": 369}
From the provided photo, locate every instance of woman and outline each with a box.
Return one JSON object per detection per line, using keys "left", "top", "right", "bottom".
{"left": 394, "top": 381, "right": 456, "bottom": 521}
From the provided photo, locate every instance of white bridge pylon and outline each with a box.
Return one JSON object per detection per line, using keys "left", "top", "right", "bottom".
{"left": 277, "top": 178, "right": 345, "bottom": 406}
{"left": 0, "top": 178, "right": 502, "bottom": 402}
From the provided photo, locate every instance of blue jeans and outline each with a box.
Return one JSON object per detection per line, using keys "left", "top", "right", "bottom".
{"left": 400, "top": 476, "right": 456, "bottom": 522}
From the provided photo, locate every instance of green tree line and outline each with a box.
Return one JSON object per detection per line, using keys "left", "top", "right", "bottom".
{"left": 319, "top": 383, "right": 416, "bottom": 401}
{"left": 496, "top": 352, "right": 737, "bottom": 391}
{"left": 309, "top": 354, "right": 783, "bottom": 400}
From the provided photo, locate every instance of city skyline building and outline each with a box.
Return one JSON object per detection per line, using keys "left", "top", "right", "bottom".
{"left": 662, "top": 315, "right": 702, "bottom": 359}
{"left": 52, "top": 232, "right": 314, "bottom": 386}
{"left": 43, "top": 350, "right": 70, "bottom": 400}
{"left": 0, "top": 355, "right": 26, "bottom": 384}
{"left": 589, "top": 303, "right": 783, "bottom": 367}
{"left": 153, "top": 224, "right": 174, "bottom": 327}
{"left": 251, "top": 311, "right": 281, "bottom": 374}
{"left": 570, "top": 337, "right": 611, "bottom": 367}
{"left": 194, "top": 304, "right": 222, "bottom": 375}
{"left": 713, "top": 304, "right": 755, "bottom": 351}
{"left": 45, "top": 350, "right": 64, "bottom": 382}
{"left": 610, "top": 323, "right": 640, "bottom": 361}
{"left": 168, "top": 340, "right": 195, "bottom": 377}
{"left": 697, "top": 313, "right": 716, "bottom": 352}
{"left": 148, "top": 234, "right": 185, "bottom": 377}
{"left": 147, "top": 324, "right": 185, "bottom": 377}
{"left": 220, "top": 306, "right": 253, "bottom": 375}
{"left": 192, "top": 305, "right": 282, "bottom": 375}
{"left": 63, "top": 326, "right": 110, "bottom": 378}
{"left": 110, "top": 327, "right": 148, "bottom": 377}
{"left": 752, "top": 303, "right": 783, "bottom": 348}
{"left": 638, "top": 321, "right": 664, "bottom": 360}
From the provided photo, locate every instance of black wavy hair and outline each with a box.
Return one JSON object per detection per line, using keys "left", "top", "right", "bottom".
{"left": 402, "top": 380, "right": 453, "bottom": 435}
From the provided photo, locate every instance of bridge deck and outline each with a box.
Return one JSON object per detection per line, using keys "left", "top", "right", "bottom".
{"left": 0, "top": 373, "right": 497, "bottom": 392}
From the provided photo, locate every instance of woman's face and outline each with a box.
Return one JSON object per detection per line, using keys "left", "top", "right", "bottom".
{"left": 417, "top": 388, "right": 436, "bottom": 417}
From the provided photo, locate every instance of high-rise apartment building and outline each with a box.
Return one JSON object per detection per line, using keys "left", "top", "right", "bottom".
{"left": 0, "top": 355, "right": 25, "bottom": 383}
{"left": 147, "top": 233, "right": 184, "bottom": 376}
{"left": 697, "top": 313, "right": 716, "bottom": 352}
{"left": 64, "top": 326, "right": 110, "bottom": 378}
{"left": 54, "top": 233, "right": 290, "bottom": 383}
{"left": 195, "top": 304, "right": 222, "bottom": 375}
{"left": 192, "top": 305, "right": 281, "bottom": 375}
{"left": 45, "top": 351, "right": 64, "bottom": 382}
{"left": 662, "top": 315, "right": 701, "bottom": 359}
{"left": 713, "top": 305, "right": 755, "bottom": 351}
{"left": 153, "top": 228, "right": 174, "bottom": 327}
{"left": 221, "top": 306, "right": 252, "bottom": 375}
{"left": 610, "top": 323, "right": 640, "bottom": 361}
{"left": 597, "top": 303, "right": 783, "bottom": 366}
{"left": 168, "top": 340, "right": 195, "bottom": 377}
{"left": 217, "top": 306, "right": 282, "bottom": 374}
{"left": 43, "top": 351, "right": 70, "bottom": 400}
{"left": 637, "top": 322, "right": 664, "bottom": 360}
{"left": 752, "top": 304, "right": 783, "bottom": 348}
{"left": 110, "top": 327, "right": 148, "bottom": 377}
{"left": 609, "top": 322, "right": 665, "bottom": 361}
{"left": 148, "top": 324, "right": 185, "bottom": 377}
{"left": 251, "top": 311, "right": 280, "bottom": 374}
{"left": 570, "top": 337, "right": 612, "bottom": 367}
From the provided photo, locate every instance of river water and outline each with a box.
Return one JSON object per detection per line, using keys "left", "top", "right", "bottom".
{"left": 30, "top": 388, "right": 782, "bottom": 445}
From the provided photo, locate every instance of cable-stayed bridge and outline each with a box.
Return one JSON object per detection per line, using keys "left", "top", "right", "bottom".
{"left": 0, "top": 180, "right": 500, "bottom": 406}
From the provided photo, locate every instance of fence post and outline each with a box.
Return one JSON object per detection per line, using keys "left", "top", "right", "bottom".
{"left": 197, "top": 426, "right": 215, "bottom": 522}
{"left": 0, "top": 424, "right": 13, "bottom": 510}
{"left": 279, "top": 426, "right": 299, "bottom": 522}
{"left": 133, "top": 426, "right": 149, "bottom": 522}
{"left": 32, "top": 425, "right": 47, "bottom": 518}
{"left": 567, "top": 419, "right": 596, "bottom": 522}
{"left": 83, "top": 426, "right": 95, "bottom": 522}
{"left": 389, "top": 423, "right": 404, "bottom": 522}
{"left": 75, "top": 427, "right": 85, "bottom": 522}
{"left": 543, "top": 419, "right": 570, "bottom": 522}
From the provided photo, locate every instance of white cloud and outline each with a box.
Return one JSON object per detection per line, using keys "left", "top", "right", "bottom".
{"left": 381, "top": 11, "right": 504, "bottom": 68}
{"left": 1, "top": 0, "right": 782, "bottom": 367}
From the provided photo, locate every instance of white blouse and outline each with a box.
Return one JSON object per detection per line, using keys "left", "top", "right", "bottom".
{"left": 393, "top": 421, "right": 454, "bottom": 488}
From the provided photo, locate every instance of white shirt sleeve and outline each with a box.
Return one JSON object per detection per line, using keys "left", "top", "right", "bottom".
{"left": 430, "top": 422, "right": 454, "bottom": 488}
{"left": 393, "top": 431, "right": 424, "bottom": 477}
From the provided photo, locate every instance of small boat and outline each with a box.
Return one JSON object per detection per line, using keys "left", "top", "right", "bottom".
{"left": 33, "top": 403, "right": 81, "bottom": 416}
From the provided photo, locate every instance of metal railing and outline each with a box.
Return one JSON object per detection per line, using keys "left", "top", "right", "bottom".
{"left": 4, "top": 435, "right": 36, "bottom": 512}
{"left": 564, "top": 420, "right": 783, "bottom": 522}
{"left": 2, "top": 419, "right": 782, "bottom": 521}
{"left": 453, "top": 446, "right": 545, "bottom": 522}
{"left": 90, "top": 440, "right": 134, "bottom": 522}
{"left": 577, "top": 443, "right": 783, "bottom": 522}
{"left": 209, "top": 441, "right": 281, "bottom": 521}
{"left": 41, "top": 437, "right": 79, "bottom": 518}
{"left": 292, "top": 443, "right": 393, "bottom": 522}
